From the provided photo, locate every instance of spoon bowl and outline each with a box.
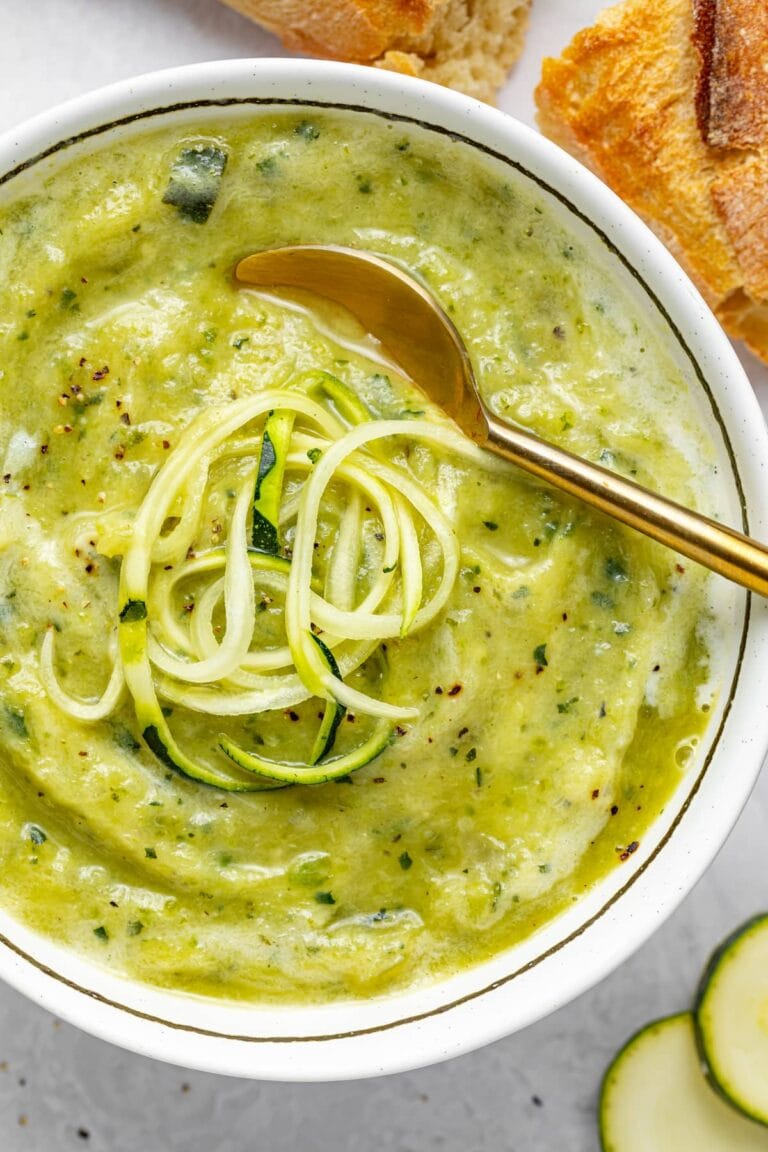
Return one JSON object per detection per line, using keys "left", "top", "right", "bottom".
{"left": 236, "top": 245, "right": 487, "bottom": 440}
{"left": 236, "top": 244, "right": 768, "bottom": 598}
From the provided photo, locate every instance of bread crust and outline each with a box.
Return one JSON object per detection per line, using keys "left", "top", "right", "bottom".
{"left": 220, "top": 0, "right": 435, "bottom": 61}
{"left": 219, "top": 0, "right": 531, "bottom": 104}
{"left": 692, "top": 0, "right": 717, "bottom": 140}
{"left": 712, "top": 155, "right": 768, "bottom": 300}
{"left": 693, "top": 0, "right": 768, "bottom": 149}
{"left": 535, "top": 0, "right": 768, "bottom": 364}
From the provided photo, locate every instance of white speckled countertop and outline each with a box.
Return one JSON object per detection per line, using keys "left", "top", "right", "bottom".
{"left": 1, "top": 2, "right": 768, "bottom": 1148}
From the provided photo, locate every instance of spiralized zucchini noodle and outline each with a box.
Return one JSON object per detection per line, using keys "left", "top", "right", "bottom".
{"left": 40, "top": 370, "right": 496, "bottom": 790}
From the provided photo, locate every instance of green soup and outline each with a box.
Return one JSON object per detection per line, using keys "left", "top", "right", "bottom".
{"left": 0, "top": 110, "right": 719, "bottom": 1001}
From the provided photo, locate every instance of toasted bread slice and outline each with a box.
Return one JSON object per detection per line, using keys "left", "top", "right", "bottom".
{"left": 535, "top": 0, "right": 768, "bottom": 364}
{"left": 219, "top": 0, "right": 531, "bottom": 105}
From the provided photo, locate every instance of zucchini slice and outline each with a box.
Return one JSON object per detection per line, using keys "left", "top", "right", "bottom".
{"left": 600, "top": 1013, "right": 768, "bottom": 1151}
{"left": 219, "top": 719, "right": 392, "bottom": 785}
{"left": 47, "top": 379, "right": 496, "bottom": 790}
{"left": 695, "top": 914, "right": 768, "bottom": 1127}
{"left": 120, "top": 602, "right": 282, "bottom": 793}
{"left": 162, "top": 144, "right": 228, "bottom": 224}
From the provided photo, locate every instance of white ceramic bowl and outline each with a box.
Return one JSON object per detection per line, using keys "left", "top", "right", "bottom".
{"left": 1, "top": 59, "right": 768, "bottom": 1082}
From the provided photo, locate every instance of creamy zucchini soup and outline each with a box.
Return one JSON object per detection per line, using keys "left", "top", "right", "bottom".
{"left": 0, "top": 110, "right": 718, "bottom": 1002}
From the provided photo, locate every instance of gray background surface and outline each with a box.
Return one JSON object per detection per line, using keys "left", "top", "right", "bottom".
{"left": 2, "top": 2, "right": 768, "bottom": 1148}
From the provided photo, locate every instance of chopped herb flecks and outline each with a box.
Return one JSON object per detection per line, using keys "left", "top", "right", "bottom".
{"left": 113, "top": 726, "right": 141, "bottom": 752}
{"left": 295, "top": 120, "right": 320, "bottom": 141}
{"left": 605, "top": 557, "right": 628, "bottom": 582}
{"left": 4, "top": 707, "right": 27, "bottom": 739}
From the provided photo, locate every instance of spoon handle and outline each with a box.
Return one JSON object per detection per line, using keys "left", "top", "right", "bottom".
{"left": 486, "top": 414, "right": 768, "bottom": 597}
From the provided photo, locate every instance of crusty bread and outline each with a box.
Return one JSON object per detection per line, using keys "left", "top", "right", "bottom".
{"left": 219, "top": 0, "right": 531, "bottom": 104}
{"left": 535, "top": 0, "right": 768, "bottom": 365}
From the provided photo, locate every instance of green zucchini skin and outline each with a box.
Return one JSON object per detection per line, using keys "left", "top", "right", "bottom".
{"left": 140, "top": 720, "right": 285, "bottom": 793}
{"left": 694, "top": 913, "right": 768, "bottom": 1128}
{"left": 252, "top": 428, "right": 278, "bottom": 553}
{"left": 162, "top": 144, "right": 228, "bottom": 224}
{"left": 311, "top": 700, "right": 345, "bottom": 764}
{"left": 309, "top": 634, "right": 346, "bottom": 764}
{"left": 219, "top": 720, "right": 393, "bottom": 785}
{"left": 119, "top": 598, "right": 148, "bottom": 623}
{"left": 252, "top": 409, "right": 295, "bottom": 554}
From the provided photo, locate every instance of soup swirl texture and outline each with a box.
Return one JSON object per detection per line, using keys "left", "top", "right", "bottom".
{"left": 0, "top": 112, "right": 718, "bottom": 1000}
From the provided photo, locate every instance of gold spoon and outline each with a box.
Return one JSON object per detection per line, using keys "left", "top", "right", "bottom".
{"left": 236, "top": 244, "right": 768, "bottom": 597}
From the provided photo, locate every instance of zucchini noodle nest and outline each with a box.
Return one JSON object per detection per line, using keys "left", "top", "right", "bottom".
{"left": 41, "top": 370, "right": 491, "bottom": 791}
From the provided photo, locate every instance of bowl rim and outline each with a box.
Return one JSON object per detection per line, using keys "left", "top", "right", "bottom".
{"left": 1, "top": 57, "right": 767, "bottom": 1081}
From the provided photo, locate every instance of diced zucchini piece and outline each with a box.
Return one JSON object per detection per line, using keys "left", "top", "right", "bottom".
{"left": 305, "top": 370, "right": 372, "bottom": 426}
{"left": 162, "top": 144, "right": 228, "bottom": 224}
{"left": 695, "top": 914, "right": 768, "bottom": 1127}
{"left": 600, "top": 1013, "right": 768, "bottom": 1151}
